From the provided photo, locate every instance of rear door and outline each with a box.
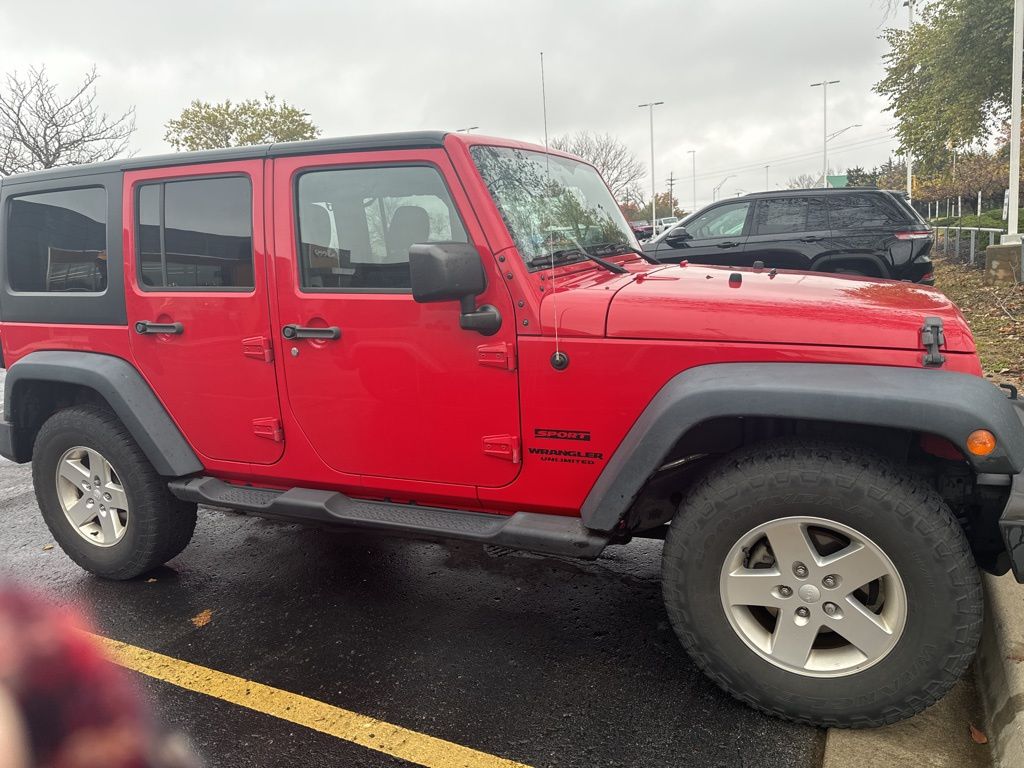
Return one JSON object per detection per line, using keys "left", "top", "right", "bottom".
{"left": 652, "top": 200, "right": 751, "bottom": 265}
{"left": 827, "top": 192, "right": 911, "bottom": 278}
{"left": 745, "top": 196, "right": 829, "bottom": 270}
{"left": 125, "top": 161, "right": 283, "bottom": 465}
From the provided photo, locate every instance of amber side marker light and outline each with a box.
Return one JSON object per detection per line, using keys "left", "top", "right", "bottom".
{"left": 966, "top": 430, "right": 997, "bottom": 456}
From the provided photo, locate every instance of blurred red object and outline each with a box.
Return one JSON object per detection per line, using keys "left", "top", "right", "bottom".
{"left": 0, "top": 587, "right": 198, "bottom": 768}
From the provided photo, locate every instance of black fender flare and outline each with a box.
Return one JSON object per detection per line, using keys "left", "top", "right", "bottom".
{"left": 581, "top": 363, "right": 1024, "bottom": 532}
{"left": 3, "top": 350, "right": 203, "bottom": 477}
{"left": 811, "top": 252, "right": 891, "bottom": 278}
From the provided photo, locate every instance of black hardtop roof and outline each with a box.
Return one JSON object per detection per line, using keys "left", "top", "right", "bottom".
{"left": 0, "top": 131, "right": 449, "bottom": 186}
{"left": 744, "top": 187, "right": 904, "bottom": 198}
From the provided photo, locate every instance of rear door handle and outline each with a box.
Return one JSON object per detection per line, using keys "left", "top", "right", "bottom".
{"left": 135, "top": 321, "right": 183, "bottom": 335}
{"left": 282, "top": 324, "right": 341, "bottom": 340}
{"left": 800, "top": 236, "right": 823, "bottom": 243}
{"left": 717, "top": 241, "right": 741, "bottom": 248}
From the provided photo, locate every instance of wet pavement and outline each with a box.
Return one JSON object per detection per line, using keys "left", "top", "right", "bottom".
{"left": 0, "top": 455, "right": 825, "bottom": 767}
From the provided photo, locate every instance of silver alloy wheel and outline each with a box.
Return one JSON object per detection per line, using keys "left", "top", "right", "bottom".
{"left": 719, "top": 516, "right": 907, "bottom": 677}
{"left": 55, "top": 446, "right": 129, "bottom": 547}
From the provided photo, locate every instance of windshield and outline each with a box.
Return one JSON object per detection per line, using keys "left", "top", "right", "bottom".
{"left": 470, "top": 145, "right": 639, "bottom": 269}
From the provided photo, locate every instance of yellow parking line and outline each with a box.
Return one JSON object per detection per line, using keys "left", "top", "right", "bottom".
{"left": 87, "top": 633, "right": 531, "bottom": 768}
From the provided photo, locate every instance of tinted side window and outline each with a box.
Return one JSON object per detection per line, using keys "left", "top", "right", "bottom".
{"left": 806, "top": 197, "right": 829, "bottom": 230}
{"left": 829, "top": 193, "right": 908, "bottom": 229}
{"left": 753, "top": 198, "right": 806, "bottom": 235}
{"left": 687, "top": 202, "right": 750, "bottom": 239}
{"left": 297, "top": 165, "right": 467, "bottom": 292}
{"left": 136, "top": 176, "right": 253, "bottom": 290}
{"left": 6, "top": 187, "right": 107, "bottom": 292}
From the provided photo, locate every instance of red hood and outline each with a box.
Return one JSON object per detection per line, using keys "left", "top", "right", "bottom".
{"left": 598, "top": 264, "right": 974, "bottom": 352}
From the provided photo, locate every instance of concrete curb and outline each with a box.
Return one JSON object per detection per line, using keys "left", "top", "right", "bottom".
{"left": 978, "top": 573, "right": 1024, "bottom": 767}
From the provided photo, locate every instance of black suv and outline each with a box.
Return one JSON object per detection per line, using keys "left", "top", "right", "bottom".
{"left": 643, "top": 188, "right": 934, "bottom": 283}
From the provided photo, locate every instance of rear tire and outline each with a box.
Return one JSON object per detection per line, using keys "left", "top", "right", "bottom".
{"left": 661, "top": 440, "right": 982, "bottom": 728}
{"left": 32, "top": 406, "right": 197, "bottom": 580}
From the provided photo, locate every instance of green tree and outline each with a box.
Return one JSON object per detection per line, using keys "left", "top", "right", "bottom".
{"left": 845, "top": 166, "right": 877, "bottom": 187}
{"left": 875, "top": 0, "right": 1014, "bottom": 168}
{"left": 164, "top": 94, "right": 319, "bottom": 151}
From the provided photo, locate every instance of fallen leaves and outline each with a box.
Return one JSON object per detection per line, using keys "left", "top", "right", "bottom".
{"left": 935, "top": 257, "right": 1024, "bottom": 386}
{"left": 41, "top": 544, "right": 53, "bottom": 551}
{"left": 1007, "top": 641, "right": 1024, "bottom": 663}
{"left": 190, "top": 609, "right": 213, "bottom": 628}
{"left": 969, "top": 723, "right": 988, "bottom": 744}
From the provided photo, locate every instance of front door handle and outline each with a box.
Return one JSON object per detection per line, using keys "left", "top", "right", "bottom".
{"left": 282, "top": 324, "right": 341, "bottom": 340}
{"left": 717, "top": 241, "right": 741, "bottom": 248}
{"left": 800, "top": 236, "right": 824, "bottom": 243}
{"left": 135, "top": 321, "right": 184, "bottom": 335}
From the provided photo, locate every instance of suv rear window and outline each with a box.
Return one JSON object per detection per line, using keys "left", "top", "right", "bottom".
{"left": 6, "top": 187, "right": 107, "bottom": 293}
{"left": 136, "top": 176, "right": 254, "bottom": 290}
{"left": 829, "top": 193, "right": 909, "bottom": 229}
{"left": 753, "top": 197, "right": 828, "bottom": 235}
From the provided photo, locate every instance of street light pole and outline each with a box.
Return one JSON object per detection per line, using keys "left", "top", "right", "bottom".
{"left": 712, "top": 175, "right": 735, "bottom": 202}
{"left": 826, "top": 124, "right": 862, "bottom": 142}
{"left": 905, "top": 0, "right": 915, "bottom": 202}
{"left": 1006, "top": 0, "right": 1023, "bottom": 242}
{"left": 810, "top": 79, "right": 839, "bottom": 187}
{"left": 688, "top": 149, "right": 696, "bottom": 212}
{"left": 456, "top": 126, "right": 479, "bottom": 134}
{"left": 765, "top": 165, "right": 771, "bottom": 191}
{"left": 639, "top": 102, "right": 664, "bottom": 228}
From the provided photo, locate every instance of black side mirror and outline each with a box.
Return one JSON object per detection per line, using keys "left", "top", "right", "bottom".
{"left": 409, "top": 243, "right": 501, "bottom": 335}
{"left": 665, "top": 226, "right": 691, "bottom": 246}
{"left": 409, "top": 242, "right": 485, "bottom": 302}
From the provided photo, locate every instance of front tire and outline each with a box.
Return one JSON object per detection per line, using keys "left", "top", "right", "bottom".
{"left": 661, "top": 440, "right": 982, "bottom": 727}
{"left": 32, "top": 406, "right": 197, "bottom": 580}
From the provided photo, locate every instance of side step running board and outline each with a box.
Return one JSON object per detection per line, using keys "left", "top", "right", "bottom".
{"left": 168, "top": 476, "right": 609, "bottom": 559}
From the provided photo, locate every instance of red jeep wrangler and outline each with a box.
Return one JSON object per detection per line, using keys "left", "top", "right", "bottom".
{"left": 1, "top": 132, "right": 1022, "bottom": 728}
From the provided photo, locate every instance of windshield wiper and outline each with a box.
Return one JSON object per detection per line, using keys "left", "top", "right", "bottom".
{"left": 589, "top": 242, "right": 660, "bottom": 265}
{"left": 528, "top": 245, "right": 628, "bottom": 275}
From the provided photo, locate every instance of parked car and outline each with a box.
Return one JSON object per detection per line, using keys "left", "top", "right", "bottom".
{"left": 0, "top": 132, "right": 1018, "bottom": 730}
{"left": 629, "top": 219, "right": 653, "bottom": 240}
{"left": 654, "top": 216, "right": 678, "bottom": 234}
{"left": 643, "top": 188, "right": 934, "bottom": 283}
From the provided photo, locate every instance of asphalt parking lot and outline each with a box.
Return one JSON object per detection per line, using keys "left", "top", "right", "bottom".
{"left": 0, "top": 451, "right": 826, "bottom": 768}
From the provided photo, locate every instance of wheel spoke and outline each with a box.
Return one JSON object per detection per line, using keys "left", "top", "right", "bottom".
{"left": 64, "top": 496, "right": 95, "bottom": 527}
{"left": 766, "top": 522, "right": 819, "bottom": 570}
{"left": 86, "top": 448, "right": 111, "bottom": 485}
{"left": 97, "top": 508, "right": 122, "bottom": 544}
{"left": 723, "top": 568, "right": 784, "bottom": 608}
{"left": 58, "top": 458, "right": 91, "bottom": 487}
{"left": 821, "top": 543, "right": 890, "bottom": 592}
{"left": 831, "top": 598, "right": 897, "bottom": 660}
{"left": 770, "top": 612, "right": 821, "bottom": 669}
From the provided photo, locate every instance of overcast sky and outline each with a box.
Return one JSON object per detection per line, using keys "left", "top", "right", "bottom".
{"left": 0, "top": 0, "right": 904, "bottom": 209}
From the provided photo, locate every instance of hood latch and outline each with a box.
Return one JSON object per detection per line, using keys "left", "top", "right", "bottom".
{"left": 920, "top": 316, "right": 946, "bottom": 368}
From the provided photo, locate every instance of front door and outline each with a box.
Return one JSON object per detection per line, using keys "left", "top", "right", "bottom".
{"left": 272, "top": 150, "right": 521, "bottom": 488}
{"left": 653, "top": 200, "right": 751, "bottom": 265}
{"left": 125, "top": 160, "right": 284, "bottom": 465}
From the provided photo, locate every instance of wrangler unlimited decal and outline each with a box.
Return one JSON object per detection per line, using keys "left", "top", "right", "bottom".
{"left": 527, "top": 447, "right": 604, "bottom": 465}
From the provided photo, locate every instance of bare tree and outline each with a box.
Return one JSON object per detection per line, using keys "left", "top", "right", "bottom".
{"left": 786, "top": 173, "right": 821, "bottom": 189}
{"left": 0, "top": 66, "right": 135, "bottom": 176}
{"left": 550, "top": 131, "right": 645, "bottom": 201}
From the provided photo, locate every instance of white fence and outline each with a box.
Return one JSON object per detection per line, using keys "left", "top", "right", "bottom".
{"left": 933, "top": 226, "right": 1006, "bottom": 265}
